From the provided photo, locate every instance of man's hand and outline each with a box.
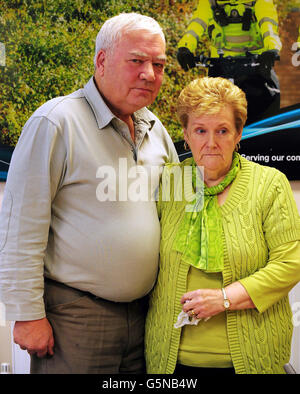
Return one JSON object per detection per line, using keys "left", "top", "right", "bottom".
{"left": 177, "top": 47, "right": 196, "bottom": 71}
{"left": 13, "top": 317, "right": 54, "bottom": 358}
{"left": 259, "top": 49, "right": 279, "bottom": 77}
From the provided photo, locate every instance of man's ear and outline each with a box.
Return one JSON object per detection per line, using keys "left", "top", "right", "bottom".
{"left": 95, "top": 50, "right": 106, "bottom": 76}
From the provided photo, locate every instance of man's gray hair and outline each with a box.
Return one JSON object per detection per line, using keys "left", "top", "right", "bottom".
{"left": 93, "top": 13, "right": 165, "bottom": 67}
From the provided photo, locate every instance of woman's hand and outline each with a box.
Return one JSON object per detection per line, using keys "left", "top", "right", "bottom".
{"left": 181, "top": 282, "right": 255, "bottom": 319}
{"left": 181, "top": 288, "right": 224, "bottom": 319}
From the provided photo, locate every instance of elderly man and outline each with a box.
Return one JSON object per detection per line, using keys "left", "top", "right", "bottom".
{"left": 0, "top": 13, "right": 178, "bottom": 374}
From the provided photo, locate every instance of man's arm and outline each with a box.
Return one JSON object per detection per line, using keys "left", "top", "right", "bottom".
{"left": 177, "top": 0, "right": 212, "bottom": 71}
{"left": 0, "top": 115, "right": 66, "bottom": 355}
{"left": 255, "top": 0, "right": 282, "bottom": 52}
{"left": 177, "top": 0, "right": 212, "bottom": 54}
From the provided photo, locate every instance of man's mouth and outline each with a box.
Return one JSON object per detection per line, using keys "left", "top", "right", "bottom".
{"left": 134, "top": 87, "right": 153, "bottom": 92}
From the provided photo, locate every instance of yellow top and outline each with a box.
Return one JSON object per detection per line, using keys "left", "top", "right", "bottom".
{"left": 178, "top": 267, "right": 233, "bottom": 368}
{"left": 177, "top": 232, "right": 300, "bottom": 369}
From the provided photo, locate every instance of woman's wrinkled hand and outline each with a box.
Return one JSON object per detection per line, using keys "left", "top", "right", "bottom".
{"left": 181, "top": 288, "right": 224, "bottom": 319}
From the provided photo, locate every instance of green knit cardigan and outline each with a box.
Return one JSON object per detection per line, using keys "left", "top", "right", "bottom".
{"left": 145, "top": 155, "right": 300, "bottom": 374}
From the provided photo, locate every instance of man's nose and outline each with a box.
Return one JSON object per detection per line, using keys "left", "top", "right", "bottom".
{"left": 140, "top": 62, "right": 155, "bottom": 81}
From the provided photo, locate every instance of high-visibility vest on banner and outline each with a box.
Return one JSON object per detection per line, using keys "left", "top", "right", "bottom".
{"left": 178, "top": 0, "right": 281, "bottom": 57}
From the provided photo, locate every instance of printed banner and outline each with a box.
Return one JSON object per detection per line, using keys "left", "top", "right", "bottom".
{"left": 0, "top": 2, "right": 299, "bottom": 180}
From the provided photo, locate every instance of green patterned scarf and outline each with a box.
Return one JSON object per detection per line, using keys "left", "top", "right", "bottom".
{"left": 172, "top": 152, "right": 240, "bottom": 272}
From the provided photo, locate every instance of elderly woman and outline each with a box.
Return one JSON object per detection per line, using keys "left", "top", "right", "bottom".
{"left": 145, "top": 77, "right": 300, "bottom": 374}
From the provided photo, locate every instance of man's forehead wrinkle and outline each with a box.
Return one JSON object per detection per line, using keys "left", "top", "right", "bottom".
{"left": 128, "top": 50, "right": 166, "bottom": 61}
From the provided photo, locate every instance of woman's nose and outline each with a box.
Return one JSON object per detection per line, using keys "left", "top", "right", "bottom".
{"left": 207, "top": 132, "right": 217, "bottom": 147}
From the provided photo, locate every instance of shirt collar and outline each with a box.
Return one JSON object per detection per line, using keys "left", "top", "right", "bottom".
{"left": 83, "top": 77, "right": 156, "bottom": 132}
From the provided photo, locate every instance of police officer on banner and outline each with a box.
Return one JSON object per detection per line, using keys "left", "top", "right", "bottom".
{"left": 177, "top": 0, "right": 282, "bottom": 124}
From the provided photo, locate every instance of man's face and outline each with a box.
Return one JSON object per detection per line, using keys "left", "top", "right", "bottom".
{"left": 95, "top": 30, "right": 166, "bottom": 118}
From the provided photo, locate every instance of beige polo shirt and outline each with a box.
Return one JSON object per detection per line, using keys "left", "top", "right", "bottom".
{"left": 0, "top": 77, "right": 178, "bottom": 321}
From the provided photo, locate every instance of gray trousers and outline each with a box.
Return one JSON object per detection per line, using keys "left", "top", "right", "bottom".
{"left": 30, "top": 278, "right": 147, "bottom": 374}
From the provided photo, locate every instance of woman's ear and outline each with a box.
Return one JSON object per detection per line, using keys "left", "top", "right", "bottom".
{"left": 183, "top": 129, "right": 189, "bottom": 144}
{"left": 236, "top": 127, "right": 243, "bottom": 144}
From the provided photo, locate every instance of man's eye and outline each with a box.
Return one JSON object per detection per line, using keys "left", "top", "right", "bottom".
{"left": 131, "top": 59, "right": 142, "bottom": 64}
{"left": 154, "top": 63, "right": 164, "bottom": 70}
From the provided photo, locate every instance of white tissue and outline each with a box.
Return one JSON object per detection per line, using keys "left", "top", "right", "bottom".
{"left": 174, "top": 311, "right": 200, "bottom": 328}
{"left": 174, "top": 311, "right": 211, "bottom": 328}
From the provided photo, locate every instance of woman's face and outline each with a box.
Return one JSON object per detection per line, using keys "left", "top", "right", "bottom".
{"left": 184, "top": 106, "right": 242, "bottom": 182}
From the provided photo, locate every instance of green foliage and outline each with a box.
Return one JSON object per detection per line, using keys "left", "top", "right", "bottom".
{"left": 0, "top": 0, "right": 298, "bottom": 146}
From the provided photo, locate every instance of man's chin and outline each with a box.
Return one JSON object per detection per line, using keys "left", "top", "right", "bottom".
{"left": 129, "top": 96, "right": 154, "bottom": 110}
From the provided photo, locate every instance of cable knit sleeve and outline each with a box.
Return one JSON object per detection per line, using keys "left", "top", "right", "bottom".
{"left": 239, "top": 171, "right": 300, "bottom": 313}
{"left": 262, "top": 171, "right": 300, "bottom": 248}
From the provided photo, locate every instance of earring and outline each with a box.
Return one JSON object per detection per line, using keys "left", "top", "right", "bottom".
{"left": 184, "top": 141, "right": 189, "bottom": 151}
{"left": 235, "top": 142, "right": 240, "bottom": 152}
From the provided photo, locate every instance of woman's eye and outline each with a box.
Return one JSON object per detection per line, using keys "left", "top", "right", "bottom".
{"left": 218, "top": 129, "right": 227, "bottom": 134}
{"left": 195, "top": 128, "right": 205, "bottom": 134}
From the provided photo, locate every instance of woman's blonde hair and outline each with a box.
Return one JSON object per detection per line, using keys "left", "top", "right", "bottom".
{"left": 177, "top": 77, "right": 247, "bottom": 132}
